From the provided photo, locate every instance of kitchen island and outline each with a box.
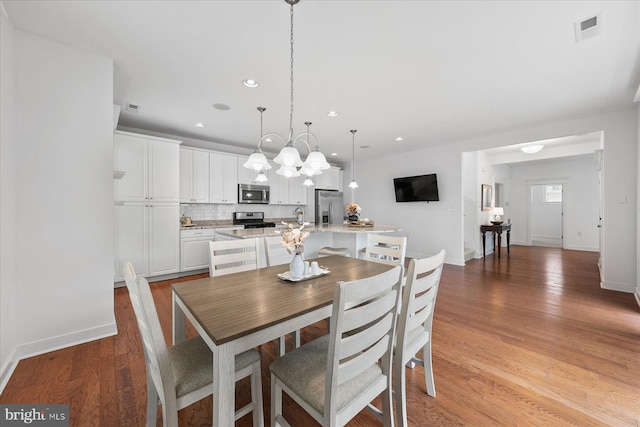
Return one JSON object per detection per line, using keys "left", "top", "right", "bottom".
{"left": 216, "top": 223, "right": 402, "bottom": 266}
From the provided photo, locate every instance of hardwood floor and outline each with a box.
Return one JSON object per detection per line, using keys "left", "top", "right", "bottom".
{"left": 2, "top": 246, "right": 639, "bottom": 426}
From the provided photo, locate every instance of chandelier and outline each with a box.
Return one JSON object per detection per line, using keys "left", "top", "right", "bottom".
{"left": 243, "top": 0, "right": 330, "bottom": 179}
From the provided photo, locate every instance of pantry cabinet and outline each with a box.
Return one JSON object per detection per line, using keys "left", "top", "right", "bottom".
{"left": 114, "top": 130, "right": 181, "bottom": 202}
{"left": 180, "top": 147, "right": 210, "bottom": 203}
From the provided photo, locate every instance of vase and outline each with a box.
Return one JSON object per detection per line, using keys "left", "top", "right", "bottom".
{"left": 348, "top": 214, "right": 359, "bottom": 222}
{"left": 289, "top": 254, "right": 304, "bottom": 279}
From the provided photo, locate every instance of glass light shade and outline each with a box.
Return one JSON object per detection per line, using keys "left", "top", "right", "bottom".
{"left": 244, "top": 151, "right": 272, "bottom": 171}
{"left": 298, "top": 165, "right": 320, "bottom": 177}
{"left": 521, "top": 144, "right": 544, "bottom": 154}
{"left": 303, "top": 177, "right": 314, "bottom": 186}
{"left": 348, "top": 180, "right": 359, "bottom": 189}
{"left": 276, "top": 165, "right": 300, "bottom": 178}
{"left": 274, "top": 145, "right": 303, "bottom": 167}
{"left": 253, "top": 171, "right": 269, "bottom": 183}
{"left": 303, "top": 150, "right": 330, "bottom": 171}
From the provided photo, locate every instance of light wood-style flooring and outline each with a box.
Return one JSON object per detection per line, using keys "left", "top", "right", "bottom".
{"left": 2, "top": 246, "right": 639, "bottom": 426}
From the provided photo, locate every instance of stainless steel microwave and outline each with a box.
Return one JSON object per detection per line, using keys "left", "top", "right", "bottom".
{"left": 238, "top": 184, "right": 270, "bottom": 204}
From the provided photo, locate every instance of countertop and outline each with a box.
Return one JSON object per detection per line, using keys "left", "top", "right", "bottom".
{"left": 216, "top": 223, "right": 402, "bottom": 239}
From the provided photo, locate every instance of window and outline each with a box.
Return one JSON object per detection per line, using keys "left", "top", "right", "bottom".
{"left": 544, "top": 185, "right": 562, "bottom": 203}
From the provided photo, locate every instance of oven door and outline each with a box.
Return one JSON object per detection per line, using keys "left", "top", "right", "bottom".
{"left": 238, "top": 184, "right": 270, "bottom": 204}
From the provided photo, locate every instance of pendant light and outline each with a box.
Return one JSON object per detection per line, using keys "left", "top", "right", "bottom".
{"left": 348, "top": 130, "right": 359, "bottom": 189}
{"left": 243, "top": 0, "right": 330, "bottom": 177}
{"left": 244, "top": 107, "right": 272, "bottom": 172}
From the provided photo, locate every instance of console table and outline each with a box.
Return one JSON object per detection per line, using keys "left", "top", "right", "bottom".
{"left": 481, "top": 223, "right": 511, "bottom": 259}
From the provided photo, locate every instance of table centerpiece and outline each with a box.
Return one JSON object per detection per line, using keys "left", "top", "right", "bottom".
{"left": 276, "top": 221, "right": 310, "bottom": 279}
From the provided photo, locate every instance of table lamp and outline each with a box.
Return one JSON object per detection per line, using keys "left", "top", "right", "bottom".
{"left": 492, "top": 207, "right": 504, "bottom": 224}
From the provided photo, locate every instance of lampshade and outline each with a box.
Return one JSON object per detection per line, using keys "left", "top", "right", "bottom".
{"left": 521, "top": 144, "right": 544, "bottom": 154}
{"left": 303, "top": 149, "right": 330, "bottom": 172}
{"left": 253, "top": 171, "right": 269, "bottom": 183}
{"left": 493, "top": 207, "right": 504, "bottom": 216}
{"left": 348, "top": 180, "right": 359, "bottom": 189}
{"left": 276, "top": 164, "right": 301, "bottom": 177}
{"left": 274, "top": 144, "right": 303, "bottom": 167}
{"left": 302, "top": 177, "right": 314, "bottom": 186}
{"left": 244, "top": 151, "right": 272, "bottom": 171}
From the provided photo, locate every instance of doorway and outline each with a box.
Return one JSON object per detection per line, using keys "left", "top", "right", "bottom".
{"left": 529, "top": 183, "right": 564, "bottom": 248}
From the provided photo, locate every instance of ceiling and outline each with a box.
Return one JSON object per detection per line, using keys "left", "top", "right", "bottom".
{"left": 4, "top": 1, "right": 639, "bottom": 165}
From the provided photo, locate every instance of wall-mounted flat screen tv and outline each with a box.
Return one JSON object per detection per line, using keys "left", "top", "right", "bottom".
{"left": 393, "top": 173, "right": 439, "bottom": 202}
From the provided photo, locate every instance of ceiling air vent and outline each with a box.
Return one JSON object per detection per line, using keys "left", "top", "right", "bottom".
{"left": 125, "top": 103, "right": 140, "bottom": 113}
{"left": 574, "top": 13, "right": 602, "bottom": 43}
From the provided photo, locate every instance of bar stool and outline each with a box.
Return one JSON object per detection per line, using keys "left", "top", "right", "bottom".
{"left": 318, "top": 247, "right": 351, "bottom": 257}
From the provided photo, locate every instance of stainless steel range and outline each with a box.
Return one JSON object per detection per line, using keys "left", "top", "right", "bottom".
{"left": 233, "top": 212, "right": 276, "bottom": 229}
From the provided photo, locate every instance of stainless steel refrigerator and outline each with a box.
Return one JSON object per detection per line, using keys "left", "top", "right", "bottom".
{"left": 315, "top": 190, "right": 344, "bottom": 225}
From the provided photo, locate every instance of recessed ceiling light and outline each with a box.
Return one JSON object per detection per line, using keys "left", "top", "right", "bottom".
{"left": 264, "top": 137, "right": 273, "bottom": 143}
{"left": 395, "top": 137, "right": 404, "bottom": 142}
{"left": 326, "top": 111, "right": 338, "bottom": 117}
{"left": 243, "top": 79, "right": 259, "bottom": 88}
{"left": 213, "top": 103, "right": 230, "bottom": 110}
{"left": 194, "top": 122, "right": 206, "bottom": 128}
{"left": 331, "top": 152, "right": 338, "bottom": 156}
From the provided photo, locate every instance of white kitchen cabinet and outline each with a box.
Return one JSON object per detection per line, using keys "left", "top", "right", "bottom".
{"left": 315, "top": 166, "right": 342, "bottom": 191}
{"left": 180, "top": 228, "right": 217, "bottom": 271}
{"left": 268, "top": 165, "right": 290, "bottom": 204}
{"left": 180, "top": 148, "right": 210, "bottom": 203}
{"left": 114, "top": 202, "right": 179, "bottom": 281}
{"left": 210, "top": 152, "right": 238, "bottom": 204}
{"left": 114, "top": 130, "right": 181, "bottom": 202}
{"left": 288, "top": 175, "right": 308, "bottom": 205}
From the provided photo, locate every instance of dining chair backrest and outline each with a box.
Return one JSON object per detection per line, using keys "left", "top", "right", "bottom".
{"left": 264, "top": 235, "right": 293, "bottom": 267}
{"left": 209, "top": 238, "right": 259, "bottom": 277}
{"left": 394, "top": 249, "right": 445, "bottom": 426}
{"left": 123, "top": 262, "right": 178, "bottom": 423}
{"left": 364, "top": 234, "right": 407, "bottom": 267}
{"left": 326, "top": 264, "right": 403, "bottom": 424}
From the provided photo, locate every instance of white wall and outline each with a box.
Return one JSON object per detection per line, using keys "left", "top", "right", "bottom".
{"left": 356, "top": 108, "right": 637, "bottom": 291}
{"left": 509, "top": 159, "right": 599, "bottom": 251}
{"left": 5, "top": 30, "right": 116, "bottom": 373}
{"left": 0, "top": 6, "right": 18, "bottom": 391}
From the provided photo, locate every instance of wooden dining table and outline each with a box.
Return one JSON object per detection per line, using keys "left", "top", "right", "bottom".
{"left": 171, "top": 254, "right": 395, "bottom": 426}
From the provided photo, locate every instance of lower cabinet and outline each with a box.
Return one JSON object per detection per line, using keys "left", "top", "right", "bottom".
{"left": 114, "top": 202, "right": 180, "bottom": 282}
{"left": 180, "top": 228, "right": 216, "bottom": 272}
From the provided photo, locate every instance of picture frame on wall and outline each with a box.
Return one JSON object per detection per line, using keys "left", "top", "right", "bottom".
{"left": 481, "top": 184, "right": 492, "bottom": 211}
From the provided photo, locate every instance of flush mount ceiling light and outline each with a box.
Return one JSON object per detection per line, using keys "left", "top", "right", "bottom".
{"left": 395, "top": 137, "right": 404, "bottom": 142}
{"left": 521, "top": 144, "right": 544, "bottom": 154}
{"left": 348, "top": 130, "right": 359, "bottom": 189}
{"left": 243, "top": 0, "right": 330, "bottom": 179}
{"left": 242, "top": 79, "right": 259, "bottom": 88}
{"left": 326, "top": 111, "right": 338, "bottom": 117}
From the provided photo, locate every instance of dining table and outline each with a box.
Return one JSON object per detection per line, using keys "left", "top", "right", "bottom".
{"left": 171, "top": 254, "right": 396, "bottom": 426}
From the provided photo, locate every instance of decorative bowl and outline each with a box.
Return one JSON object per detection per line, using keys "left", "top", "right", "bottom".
{"left": 491, "top": 221, "right": 504, "bottom": 225}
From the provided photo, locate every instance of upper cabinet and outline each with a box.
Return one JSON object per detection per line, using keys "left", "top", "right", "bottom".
{"left": 289, "top": 175, "right": 308, "bottom": 205}
{"left": 314, "top": 166, "right": 343, "bottom": 191}
{"left": 210, "top": 152, "right": 238, "bottom": 204}
{"left": 180, "top": 148, "right": 210, "bottom": 203}
{"left": 114, "top": 131, "right": 181, "bottom": 202}
{"left": 237, "top": 155, "right": 260, "bottom": 185}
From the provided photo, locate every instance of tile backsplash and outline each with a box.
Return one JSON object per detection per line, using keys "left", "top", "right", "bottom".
{"left": 180, "top": 203, "right": 308, "bottom": 222}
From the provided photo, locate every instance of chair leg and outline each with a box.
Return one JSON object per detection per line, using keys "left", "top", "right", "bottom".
{"left": 271, "top": 373, "right": 282, "bottom": 427}
{"left": 145, "top": 378, "right": 158, "bottom": 427}
{"left": 380, "top": 386, "right": 394, "bottom": 427}
{"left": 251, "top": 361, "right": 264, "bottom": 427}
{"left": 424, "top": 341, "right": 436, "bottom": 397}
{"left": 394, "top": 357, "right": 408, "bottom": 427}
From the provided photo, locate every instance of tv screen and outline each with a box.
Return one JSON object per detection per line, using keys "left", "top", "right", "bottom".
{"left": 393, "top": 173, "right": 439, "bottom": 202}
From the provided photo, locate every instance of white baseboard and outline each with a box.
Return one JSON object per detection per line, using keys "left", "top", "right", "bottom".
{"left": 634, "top": 290, "right": 640, "bottom": 309}
{"left": 0, "top": 346, "right": 18, "bottom": 395}
{"left": 564, "top": 245, "right": 599, "bottom": 252}
{"left": 600, "top": 280, "right": 634, "bottom": 293}
{"left": 15, "top": 321, "right": 118, "bottom": 363}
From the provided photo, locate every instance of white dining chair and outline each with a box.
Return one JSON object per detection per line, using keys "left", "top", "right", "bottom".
{"left": 264, "top": 235, "right": 302, "bottom": 356}
{"left": 208, "top": 238, "right": 259, "bottom": 277}
{"left": 270, "top": 265, "right": 403, "bottom": 427}
{"left": 394, "top": 250, "right": 445, "bottom": 427}
{"left": 362, "top": 234, "right": 407, "bottom": 267}
{"left": 122, "top": 262, "right": 264, "bottom": 427}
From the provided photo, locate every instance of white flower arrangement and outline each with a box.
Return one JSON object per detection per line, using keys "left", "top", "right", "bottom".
{"left": 346, "top": 203, "right": 361, "bottom": 216}
{"left": 276, "top": 222, "right": 310, "bottom": 255}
